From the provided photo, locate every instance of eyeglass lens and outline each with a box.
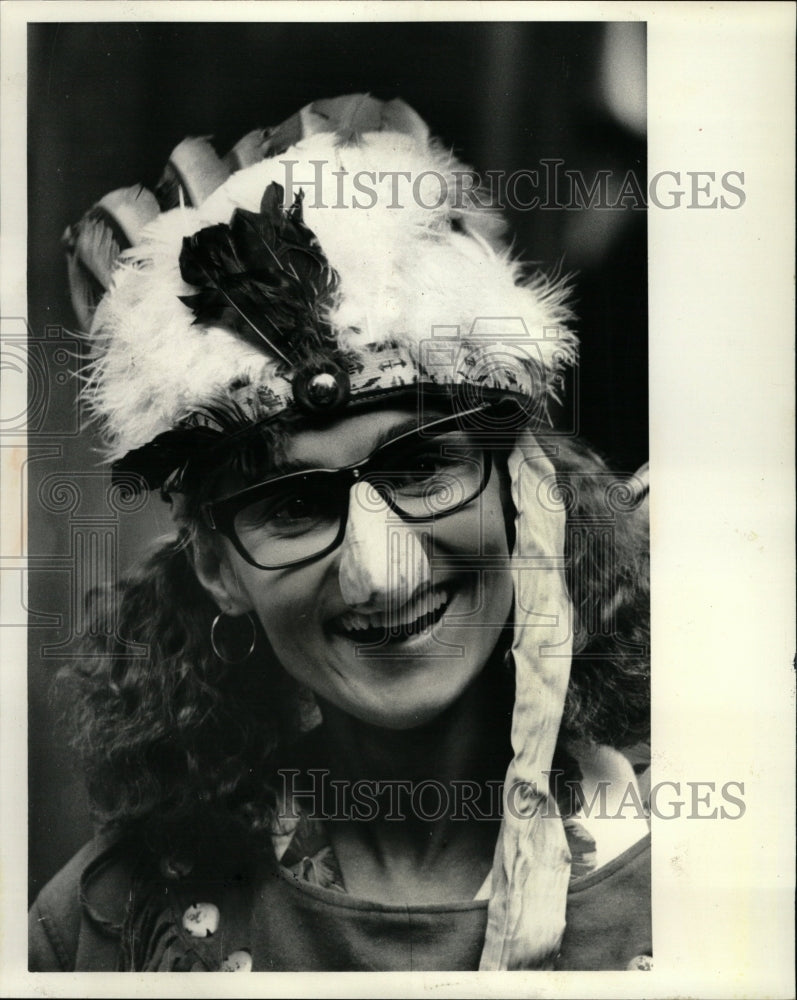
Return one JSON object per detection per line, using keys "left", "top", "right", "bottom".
{"left": 232, "top": 431, "right": 486, "bottom": 568}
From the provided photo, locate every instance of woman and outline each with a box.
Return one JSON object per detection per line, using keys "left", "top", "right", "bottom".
{"left": 29, "top": 94, "right": 650, "bottom": 972}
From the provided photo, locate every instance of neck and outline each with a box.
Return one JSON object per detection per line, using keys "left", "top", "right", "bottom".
{"left": 297, "top": 655, "right": 513, "bottom": 901}
{"left": 318, "top": 655, "right": 512, "bottom": 789}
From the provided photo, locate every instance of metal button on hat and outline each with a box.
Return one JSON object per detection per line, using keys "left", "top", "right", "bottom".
{"left": 182, "top": 901, "right": 220, "bottom": 938}
{"left": 292, "top": 363, "right": 351, "bottom": 415}
{"left": 221, "top": 949, "right": 253, "bottom": 972}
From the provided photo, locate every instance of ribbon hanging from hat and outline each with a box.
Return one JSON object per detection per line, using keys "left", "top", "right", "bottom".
{"left": 480, "top": 434, "right": 574, "bottom": 969}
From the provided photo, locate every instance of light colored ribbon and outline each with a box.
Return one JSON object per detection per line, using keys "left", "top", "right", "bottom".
{"left": 480, "top": 432, "right": 574, "bottom": 969}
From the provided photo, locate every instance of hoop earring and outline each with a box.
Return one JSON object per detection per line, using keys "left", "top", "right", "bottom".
{"left": 210, "top": 611, "right": 257, "bottom": 664}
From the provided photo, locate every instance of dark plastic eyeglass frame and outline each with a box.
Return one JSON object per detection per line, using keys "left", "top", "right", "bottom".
{"left": 202, "top": 404, "right": 495, "bottom": 570}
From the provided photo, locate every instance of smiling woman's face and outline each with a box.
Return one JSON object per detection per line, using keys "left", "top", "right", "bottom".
{"left": 210, "top": 407, "right": 515, "bottom": 730}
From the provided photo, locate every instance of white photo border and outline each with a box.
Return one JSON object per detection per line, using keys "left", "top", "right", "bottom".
{"left": 1, "top": 2, "right": 794, "bottom": 998}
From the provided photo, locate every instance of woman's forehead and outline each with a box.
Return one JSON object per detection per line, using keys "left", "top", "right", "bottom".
{"left": 282, "top": 406, "right": 447, "bottom": 470}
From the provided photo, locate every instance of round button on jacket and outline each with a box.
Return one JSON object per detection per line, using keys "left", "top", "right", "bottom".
{"left": 221, "top": 949, "right": 252, "bottom": 972}
{"left": 181, "top": 901, "right": 220, "bottom": 938}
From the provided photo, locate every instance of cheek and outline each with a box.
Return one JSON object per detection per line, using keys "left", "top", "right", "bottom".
{"left": 250, "top": 574, "right": 312, "bottom": 643}
{"left": 248, "top": 581, "right": 327, "bottom": 692}
{"left": 470, "top": 478, "right": 514, "bottom": 558}
{"left": 439, "top": 483, "right": 514, "bottom": 624}
{"left": 223, "top": 551, "right": 320, "bottom": 660}
{"left": 485, "top": 495, "right": 513, "bottom": 556}
{"left": 477, "top": 483, "right": 515, "bottom": 621}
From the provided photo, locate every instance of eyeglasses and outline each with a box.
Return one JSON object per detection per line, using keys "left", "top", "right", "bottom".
{"left": 202, "top": 408, "right": 494, "bottom": 569}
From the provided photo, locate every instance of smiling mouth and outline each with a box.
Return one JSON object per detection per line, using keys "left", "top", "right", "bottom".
{"left": 331, "top": 587, "right": 452, "bottom": 645}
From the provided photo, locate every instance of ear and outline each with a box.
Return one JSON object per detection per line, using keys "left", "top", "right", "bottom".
{"left": 191, "top": 533, "right": 254, "bottom": 615}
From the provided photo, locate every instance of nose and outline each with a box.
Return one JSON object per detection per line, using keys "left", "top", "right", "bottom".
{"left": 338, "top": 480, "right": 431, "bottom": 610}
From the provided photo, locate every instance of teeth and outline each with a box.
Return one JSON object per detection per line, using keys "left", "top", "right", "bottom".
{"left": 338, "top": 588, "right": 449, "bottom": 633}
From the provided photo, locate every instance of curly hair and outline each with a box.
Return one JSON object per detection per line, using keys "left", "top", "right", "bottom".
{"left": 57, "top": 429, "right": 649, "bottom": 855}
{"left": 552, "top": 438, "right": 650, "bottom": 748}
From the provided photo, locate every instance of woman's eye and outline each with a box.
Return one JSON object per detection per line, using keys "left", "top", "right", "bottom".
{"left": 237, "top": 492, "right": 325, "bottom": 534}
{"left": 269, "top": 494, "right": 321, "bottom": 524}
{"left": 389, "top": 451, "right": 469, "bottom": 494}
{"left": 383, "top": 452, "right": 440, "bottom": 488}
{"left": 272, "top": 498, "right": 302, "bottom": 519}
{"left": 406, "top": 451, "right": 443, "bottom": 476}
{"left": 403, "top": 444, "right": 474, "bottom": 479}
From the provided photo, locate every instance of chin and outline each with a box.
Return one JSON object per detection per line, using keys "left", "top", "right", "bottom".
{"left": 330, "top": 652, "right": 491, "bottom": 731}
{"left": 341, "top": 700, "right": 455, "bottom": 732}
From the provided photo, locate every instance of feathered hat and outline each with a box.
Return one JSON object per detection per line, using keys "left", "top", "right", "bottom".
{"left": 64, "top": 94, "right": 577, "bottom": 490}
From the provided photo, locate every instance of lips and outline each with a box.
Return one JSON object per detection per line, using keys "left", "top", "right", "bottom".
{"left": 331, "top": 586, "right": 452, "bottom": 644}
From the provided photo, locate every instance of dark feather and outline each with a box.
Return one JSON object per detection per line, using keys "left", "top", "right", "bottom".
{"left": 178, "top": 182, "right": 338, "bottom": 367}
{"left": 112, "top": 426, "right": 225, "bottom": 491}
{"left": 189, "top": 394, "right": 275, "bottom": 436}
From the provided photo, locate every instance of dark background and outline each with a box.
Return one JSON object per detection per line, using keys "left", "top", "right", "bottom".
{"left": 27, "top": 20, "right": 647, "bottom": 903}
